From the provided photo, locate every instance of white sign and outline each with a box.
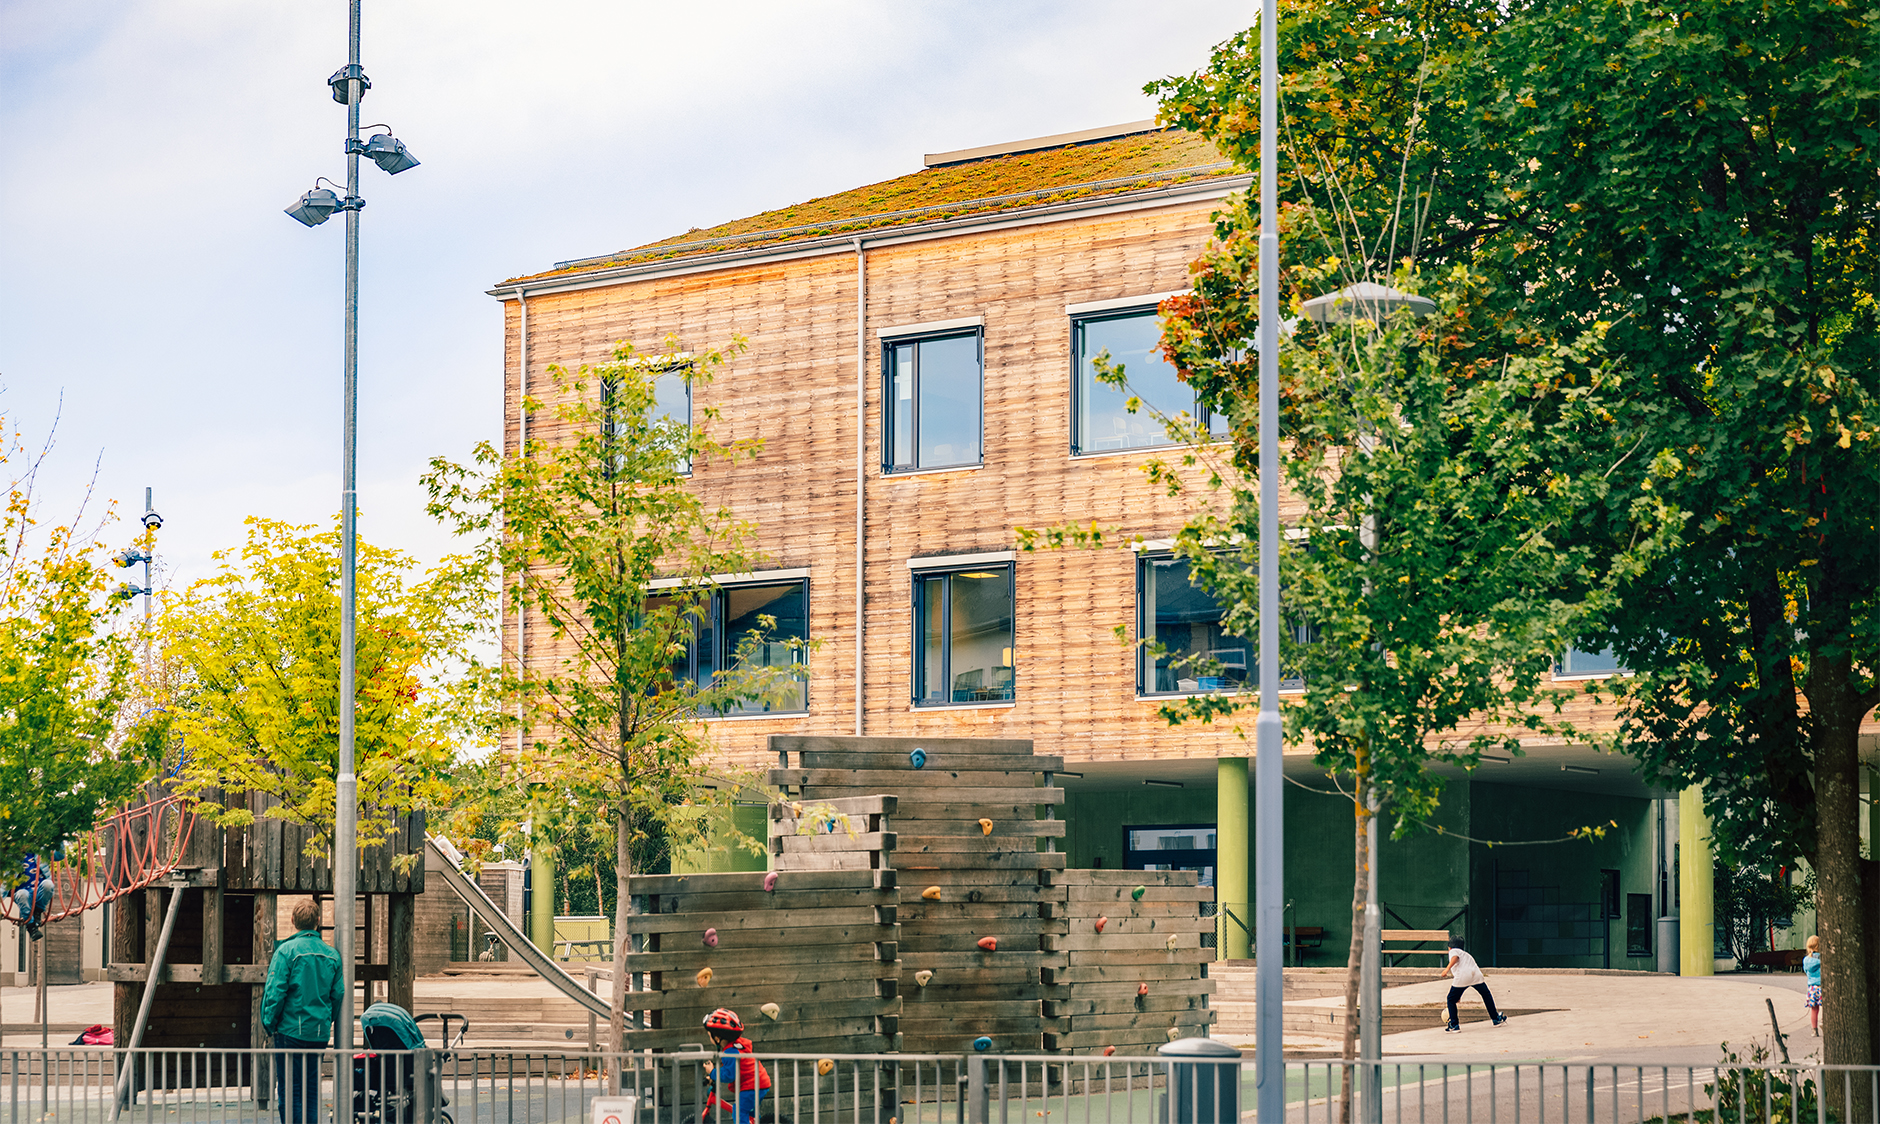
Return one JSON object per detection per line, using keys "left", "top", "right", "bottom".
{"left": 591, "top": 1096, "right": 639, "bottom": 1124}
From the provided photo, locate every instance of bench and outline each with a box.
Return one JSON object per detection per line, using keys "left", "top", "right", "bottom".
{"left": 1742, "top": 948, "right": 1806, "bottom": 971}
{"left": 1284, "top": 926, "right": 1326, "bottom": 955}
{"left": 555, "top": 938, "right": 613, "bottom": 962}
{"left": 1380, "top": 928, "right": 1453, "bottom": 965}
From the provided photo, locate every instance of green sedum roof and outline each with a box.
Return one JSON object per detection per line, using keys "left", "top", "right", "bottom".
{"left": 501, "top": 128, "right": 1233, "bottom": 286}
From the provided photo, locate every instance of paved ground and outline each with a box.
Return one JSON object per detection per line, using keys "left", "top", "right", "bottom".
{"left": 1252, "top": 971, "right": 1815, "bottom": 1066}
{"left": 5, "top": 970, "right": 1820, "bottom": 1066}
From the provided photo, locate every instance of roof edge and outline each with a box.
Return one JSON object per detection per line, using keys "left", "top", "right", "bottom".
{"left": 922, "top": 120, "right": 1164, "bottom": 168}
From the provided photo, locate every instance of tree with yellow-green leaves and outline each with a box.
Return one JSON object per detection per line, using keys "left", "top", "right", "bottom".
{"left": 155, "top": 517, "right": 489, "bottom": 864}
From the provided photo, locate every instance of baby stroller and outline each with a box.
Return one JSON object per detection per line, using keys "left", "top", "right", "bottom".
{"left": 352, "top": 1002, "right": 467, "bottom": 1124}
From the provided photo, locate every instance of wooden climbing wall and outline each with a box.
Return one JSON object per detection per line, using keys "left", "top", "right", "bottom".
{"left": 621, "top": 867, "right": 900, "bottom": 1055}
{"left": 1051, "top": 870, "right": 1215, "bottom": 1055}
{"left": 769, "top": 735, "right": 1066, "bottom": 1056}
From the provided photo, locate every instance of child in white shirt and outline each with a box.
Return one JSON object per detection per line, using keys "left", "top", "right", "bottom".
{"left": 1439, "top": 937, "right": 1507, "bottom": 1032}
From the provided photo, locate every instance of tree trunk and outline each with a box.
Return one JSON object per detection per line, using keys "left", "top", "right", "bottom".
{"left": 609, "top": 806, "right": 634, "bottom": 1091}
{"left": 1341, "top": 758, "right": 1369, "bottom": 1124}
{"left": 1814, "top": 718, "right": 1874, "bottom": 1081}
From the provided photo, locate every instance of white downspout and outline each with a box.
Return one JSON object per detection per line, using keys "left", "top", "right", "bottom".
{"left": 853, "top": 238, "right": 867, "bottom": 736}
{"left": 515, "top": 288, "right": 529, "bottom": 753}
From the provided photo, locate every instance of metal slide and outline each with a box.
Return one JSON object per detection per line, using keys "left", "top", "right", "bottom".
{"left": 424, "top": 836, "right": 611, "bottom": 1017}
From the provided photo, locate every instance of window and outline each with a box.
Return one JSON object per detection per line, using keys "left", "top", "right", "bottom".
{"left": 884, "top": 332, "right": 982, "bottom": 472}
{"left": 605, "top": 360, "right": 692, "bottom": 473}
{"left": 1625, "top": 893, "right": 1653, "bottom": 958}
{"left": 1556, "top": 644, "right": 1625, "bottom": 677}
{"left": 1137, "top": 554, "right": 1304, "bottom": 695}
{"left": 912, "top": 564, "right": 1014, "bottom": 705}
{"left": 1072, "top": 308, "right": 1227, "bottom": 455}
{"left": 1124, "top": 825, "right": 1217, "bottom": 888}
{"left": 662, "top": 579, "right": 809, "bottom": 715}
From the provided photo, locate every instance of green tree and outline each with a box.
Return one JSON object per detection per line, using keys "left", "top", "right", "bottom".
{"left": 424, "top": 335, "right": 803, "bottom": 1058}
{"left": 0, "top": 474, "right": 152, "bottom": 883}
{"left": 1154, "top": 0, "right": 1879, "bottom": 1068}
{"left": 156, "top": 517, "right": 480, "bottom": 862}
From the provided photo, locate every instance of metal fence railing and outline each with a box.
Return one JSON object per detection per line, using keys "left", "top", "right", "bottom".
{"left": 3, "top": 1048, "right": 1876, "bottom": 1124}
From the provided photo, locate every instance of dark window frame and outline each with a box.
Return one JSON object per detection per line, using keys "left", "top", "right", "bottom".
{"left": 882, "top": 329, "right": 985, "bottom": 474}
{"left": 1070, "top": 307, "right": 1226, "bottom": 457}
{"left": 1555, "top": 643, "right": 1627, "bottom": 678}
{"left": 665, "top": 577, "right": 810, "bottom": 716}
{"left": 911, "top": 562, "right": 1015, "bottom": 707}
{"left": 1135, "top": 551, "right": 1307, "bottom": 697}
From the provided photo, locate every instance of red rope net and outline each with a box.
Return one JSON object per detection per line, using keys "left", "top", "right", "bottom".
{"left": 2, "top": 795, "right": 198, "bottom": 926}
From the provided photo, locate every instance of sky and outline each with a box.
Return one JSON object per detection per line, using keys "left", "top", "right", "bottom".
{"left": 0, "top": 1, "right": 1250, "bottom": 594}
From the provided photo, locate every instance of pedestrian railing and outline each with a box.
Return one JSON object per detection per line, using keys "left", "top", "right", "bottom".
{"left": 3, "top": 1048, "right": 1876, "bottom": 1124}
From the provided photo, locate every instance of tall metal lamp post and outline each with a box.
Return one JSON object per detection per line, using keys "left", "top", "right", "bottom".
{"left": 282, "top": 0, "right": 420, "bottom": 1056}
{"left": 1253, "top": 0, "right": 1285, "bottom": 1117}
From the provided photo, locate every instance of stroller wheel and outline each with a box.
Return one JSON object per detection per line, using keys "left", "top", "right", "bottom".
{"left": 438, "top": 1113, "right": 453, "bottom": 1124}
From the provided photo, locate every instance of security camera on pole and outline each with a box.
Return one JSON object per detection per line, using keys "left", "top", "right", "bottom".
{"left": 281, "top": 0, "right": 421, "bottom": 1066}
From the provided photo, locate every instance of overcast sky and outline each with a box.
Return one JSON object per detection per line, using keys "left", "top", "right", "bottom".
{"left": 0, "top": 1, "right": 1248, "bottom": 593}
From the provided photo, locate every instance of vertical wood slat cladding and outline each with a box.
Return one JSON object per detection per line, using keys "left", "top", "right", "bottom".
{"left": 502, "top": 194, "right": 1649, "bottom": 773}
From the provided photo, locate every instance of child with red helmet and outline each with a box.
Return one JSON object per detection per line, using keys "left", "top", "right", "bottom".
{"left": 703, "top": 1008, "right": 770, "bottom": 1124}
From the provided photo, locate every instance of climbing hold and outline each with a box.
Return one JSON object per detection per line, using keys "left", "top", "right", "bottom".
{"left": 972, "top": 1036, "right": 993, "bottom": 1052}
{"left": 696, "top": 967, "right": 713, "bottom": 987}
{"left": 909, "top": 748, "right": 928, "bottom": 769}
{"left": 1094, "top": 916, "right": 1108, "bottom": 933}
{"left": 965, "top": 889, "right": 985, "bottom": 904}
{"left": 760, "top": 1002, "right": 781, "bottom": 1021}
{"left": 922, "top": 886, "right": 942, "bottom": 900}
{"left": 978, "top": 818, "right": 994, "bottom": 836}
{"left": 1137, "top": 982, "right": 1149, "bottom": 997}
{"left": 817, "top": 1059, "right": 835, "bottom": 1077}
{"left": 704, "top": 928, "right": 719, "bottom": 947}
{"left": 1166, "top": 1026, "right": 1182, "bottom": 1042}
{"left": 977, "top": 936, "right": 998, "bottom": 952}
{"left": 1165, "top": 934, "right": 1179, "bottom": 950}
{"left": 1102, "top": 1046, "right": 1116, "bottom": 1057}
{"left": 914, "top": 970, "right": 934, "bottom": 987}
{"left": 1131, "top": 886, "right": 1146, "bottom": 901}
{"left": 763, "top": 871, "right": 778, "bottom": 892}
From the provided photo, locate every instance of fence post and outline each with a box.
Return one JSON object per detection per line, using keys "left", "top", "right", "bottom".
{"left": 967, "top": 1055, "right": 988, "bottom": 1124}
{"left": 1585, "top": 1065, "right": 1595, "bottom": 1124}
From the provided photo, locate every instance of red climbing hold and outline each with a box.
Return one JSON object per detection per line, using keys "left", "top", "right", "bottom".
{"left": 977, "top": 936, "right": 998, "bottom": 952}
{"left": 1137, "top": 982, "right": 1149, "bottom": 997}
{"left": 763, "top": 871, "right": 778, "bottom": 892}
{"left": 1103, "top": 1046, "right": 1116, "bottom": 1057}
{"left": 1094, "top": 916, "right": 1108, "bottom": 933}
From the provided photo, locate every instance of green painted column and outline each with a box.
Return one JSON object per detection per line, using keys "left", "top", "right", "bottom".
{"left": 531, "top": 844, "right": 556, "bottom": 955}
{"left": 1218, "top": 757, "right": 1251, "bottom": 961}
{"left": 1678, "top": 787, "right": 1713, "bottom": 976}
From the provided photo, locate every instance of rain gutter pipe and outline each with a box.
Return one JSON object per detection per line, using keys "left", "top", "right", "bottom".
{"left": 853, "top": 237, "right": 866, "bottom": 735}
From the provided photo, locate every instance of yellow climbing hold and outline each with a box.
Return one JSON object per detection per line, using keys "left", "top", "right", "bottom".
{"left": 817, "top": 1059, "right": 835, "bottom": 1077}
{"left": 695, "top": 967, "right": 713, "bottom": 987}
{"left": 922, "top": 886, "right": 942, "bottom": 900}
{"left": 760, "top": 1002, "right": 781, "bottom": 1020}
{"left": 1165, "top": 934, "right": 1180, "bottom": 950}
{"left": 914, "top": 970, "right": 934, "bottom": 987}
{"left": 979, "top": 818, "right": 994, "bottom": 836}
{"left": 1166, "top": 1026, "right": 1182, "bottom": 1041}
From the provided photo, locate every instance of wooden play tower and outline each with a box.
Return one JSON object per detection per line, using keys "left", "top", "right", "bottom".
{"left": 107, "top": 786, "right": 424, "bottom": 1099}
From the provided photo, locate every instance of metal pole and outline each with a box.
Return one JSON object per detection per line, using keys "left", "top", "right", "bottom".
{"left": 1254, "top": 0, "right": 1285, "bottom": 1116}
{"left": 142, "top": 488, "right": 154, "bottom": 680}
{"left": 335, "top": 0, "right": 362, "bottom": 1059}
{"left": 1361, "top": 787, "right": 1382, "bottom": 1122}
{"left": 112, "top": 880, "right": 188, "bottom": 1116}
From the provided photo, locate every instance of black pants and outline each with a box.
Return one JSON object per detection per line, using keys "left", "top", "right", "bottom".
{"left": 273, "top": 1033, "right": 326, "bottom": 1124}
{"left": 1446, "top": 984, "right": 1502, "bottom": 1025}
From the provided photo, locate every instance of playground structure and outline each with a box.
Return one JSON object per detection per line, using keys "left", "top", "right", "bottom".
{"left": 103, "top": 786, "right": 424, "bottom": 1101}
{"left": 0, "top": 793, "right": 199, "bottom": 928}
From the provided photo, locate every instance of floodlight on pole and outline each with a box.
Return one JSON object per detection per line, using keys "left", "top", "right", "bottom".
{"left": 285, "top": 187, "right": 341, "bottom": 228}
{"left": 360, "top": 131, "right": 420, "bottom": 175}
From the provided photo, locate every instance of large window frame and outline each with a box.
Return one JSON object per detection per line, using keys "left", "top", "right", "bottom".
{"left": 1136, "top": 551, "right": 1307, "bottom": 697}
{"left": 882, "top": 329, "right": 984, "bottom": 474}
{"left": 1555, "top": 643, "right": 1627, "bottom": 678}
{"left": 911, "top": 561, "right": 1015, "bottom": 707}
{"left": 1070, "top": 306, "right": 1227, "bottom": 457}
{"left": 660, "top": 577, "right": 810, "bottom": 716}
{"left": 605, "top": 356, "right": 693, "bottom": 475}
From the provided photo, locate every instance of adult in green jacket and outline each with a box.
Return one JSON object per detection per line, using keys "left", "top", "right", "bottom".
{"left": 261, "top": 899, "right": 341, "bottom": 1123}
